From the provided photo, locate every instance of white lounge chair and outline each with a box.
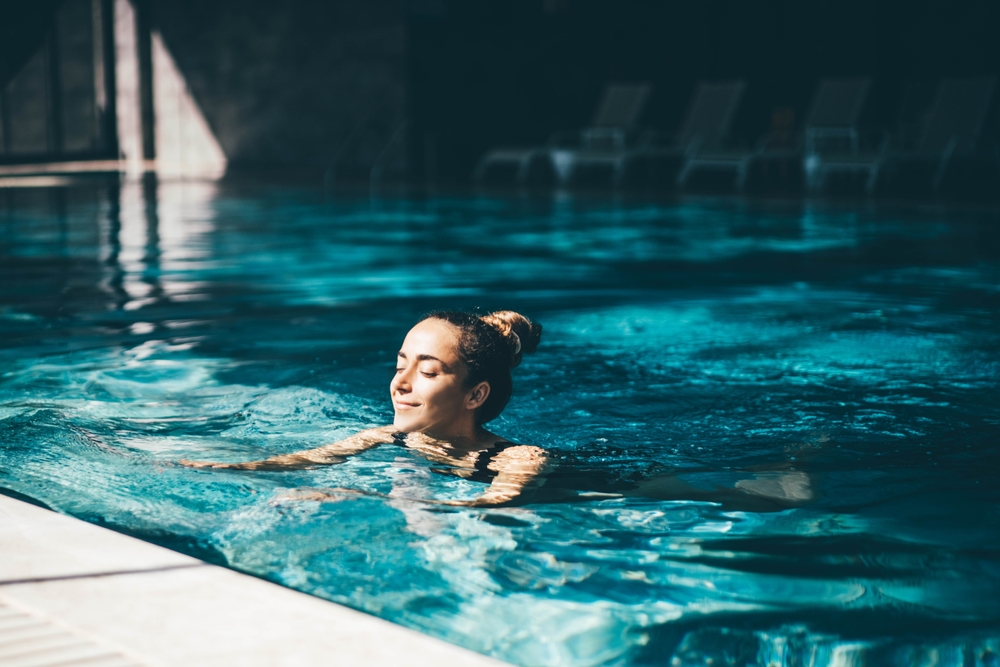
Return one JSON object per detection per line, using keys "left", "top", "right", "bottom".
{"left": 879, "top": 76, "right": 997, "bottom": 193}
{"left": 559, "top": 83, "right": 652, "bottom": 185}
{"left": 807, "top": 76, "right": 997, "bottom": 194}
{"left": 473, "top": 83, "right": 651, "bottom": 186}
{"left": 800, "top": 77, "right": 874, "bottom": 191}
{"left": 672, "top": 77, "right": 871, "bottom": 193}
{"left": 631, "top": 80, "right": 746, "bottom": 189}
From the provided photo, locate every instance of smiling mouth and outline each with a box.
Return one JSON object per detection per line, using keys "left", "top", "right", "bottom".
{"left": 394, "top": 400, "right": 419, "bottom": 410}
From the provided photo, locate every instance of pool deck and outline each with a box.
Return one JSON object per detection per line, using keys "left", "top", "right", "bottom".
{"left": 0, "top": 494, "right": 508, "bottom": 667}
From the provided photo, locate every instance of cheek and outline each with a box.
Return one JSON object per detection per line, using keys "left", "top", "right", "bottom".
{"left": 414, "top": 378, "right": 437, "bottom": 402}
{"left": 438, "top": 380, "right": 468, "bottom": 407}
{"left": 420, "top": 379, "right": 458, "bottom": 408}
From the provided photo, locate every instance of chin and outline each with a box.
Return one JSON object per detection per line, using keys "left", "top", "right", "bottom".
{"left": 393, "top": 414, "right": 419, "bottom": 432}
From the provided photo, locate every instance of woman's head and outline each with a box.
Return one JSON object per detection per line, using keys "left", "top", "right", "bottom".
{"left": 390, "top": 310, "right": 542, "bottom": 437}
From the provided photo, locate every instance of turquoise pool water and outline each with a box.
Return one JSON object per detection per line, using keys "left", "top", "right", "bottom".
{"left": 1, "top": 181, "right": 999, "bottom": 666}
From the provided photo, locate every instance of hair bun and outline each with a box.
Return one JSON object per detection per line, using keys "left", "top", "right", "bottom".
{"left": 480, "top": 310, "right": 542, "bottom": 368}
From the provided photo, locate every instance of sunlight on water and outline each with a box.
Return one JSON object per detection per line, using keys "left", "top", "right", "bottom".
{"left": 1, "top": 181, "right": 999, "bottom": 666}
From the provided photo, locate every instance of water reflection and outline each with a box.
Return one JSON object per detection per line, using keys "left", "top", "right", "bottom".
{"left": 98, "top": 181, "right": 128, "bottom": 309}
{"left": 0, "top": 184, "right": 999, "bottom": 667}
{"left": 93, "top": 175, "right": 219, "bottom": 315}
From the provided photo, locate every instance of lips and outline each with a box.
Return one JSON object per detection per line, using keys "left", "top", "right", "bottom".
{"left": 394, "top": 399, "right": 419, "bottom": 410}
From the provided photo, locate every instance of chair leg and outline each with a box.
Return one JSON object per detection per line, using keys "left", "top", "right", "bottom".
{"left": 805, "top": 166, "right": 821, "bottom": 194}
{"left": 803, "top": 156, "right": 817, "bottom": 193}
{"left": 865, "top": 164, "right": 880, "bottom": 195}
{"left": 676, "top": 162, "right": 692, "bottom": 189}
{"left": 547, "top": 150, "right": 574, "bottom": 187}
{"left": 515, "top": 152, "right": 535, "bottom": 186}
{"left": 613, "top": 157, "right": 629, "bottom": 187}
{"left": 932, "top": 140, "right": 957, "bottom": 193}
{"left": 735, "top": 158, "right": 751, "bottom": 192}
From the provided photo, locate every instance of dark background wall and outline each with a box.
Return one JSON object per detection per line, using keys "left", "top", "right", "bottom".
{"left": 0, "top": 3, "right": 62, "bottom": 90}
{"left": 408, "top": 0, "right": 1000, "bottom": 181}
{"left": 1, "top": 0, "right": 104, "bottom": 159}
{"left": 2, "top": 0, "right": 999, "bottom": 181}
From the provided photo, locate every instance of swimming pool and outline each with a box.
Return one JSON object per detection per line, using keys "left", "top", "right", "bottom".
{"left": 1, "top": 180, "right": 998, "bottom": 666}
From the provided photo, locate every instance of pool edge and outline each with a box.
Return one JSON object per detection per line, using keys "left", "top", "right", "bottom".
{"left": 0, "top": 494, "right": 510, "bottom": 667}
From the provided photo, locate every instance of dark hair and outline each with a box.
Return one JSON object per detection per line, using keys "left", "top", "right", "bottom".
{"left": 425, "top": 310, "right": 542, "bottom": 424}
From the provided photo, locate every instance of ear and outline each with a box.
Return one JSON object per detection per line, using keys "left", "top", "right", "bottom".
{"left": 465, "top": 381, "right": 491, "bottom": 411}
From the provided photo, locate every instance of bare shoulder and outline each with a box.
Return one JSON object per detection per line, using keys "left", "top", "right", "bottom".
{"left": 359, "top": 425, "right": 398, "bottom": 438}
{"left": 351, "top": 425, "right": 398, "bottom": 441}
{"left": 314, "top": 425, "right": 398, "bottom": 456}
{"left": 493, "top": 444, "right": 547, "bottom": 462}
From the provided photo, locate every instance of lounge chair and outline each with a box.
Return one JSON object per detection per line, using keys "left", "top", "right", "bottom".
{"left": 879, "top": 76, "right": 997, "bottom": 193}
{"left": 672, "top": 77, "right": 870, "bottom": 192}
{"left": 560, "top": 83, "right": 653, "bottom": 185}
{"left": 473, "top": 83, "right": 651, "bottom": 186}
{"left": 798, "top": 77, "right": 875, "bottom": 192}
{"left": 808, "top": 76, "right": 997, "bottom": 194}
{"left": 632, "top": 80, "right": 746, "bottom": 188}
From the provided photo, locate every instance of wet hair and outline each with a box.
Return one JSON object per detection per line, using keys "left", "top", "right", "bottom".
{"left": 425, "top": 310, "right": 542, "bottom": 424}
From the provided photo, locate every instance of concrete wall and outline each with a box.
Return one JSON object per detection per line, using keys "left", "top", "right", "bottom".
{"left": 56, "top": 0, "right": 99, "bottom": 153}
{"left": 1, "top": 0, "right": 408, "bottom": 177}
{"left": 151, "top": 0, "right": 408, "bottom": 172}
{"left": 1, "top": 0, "right": 111, "bottom": 161}
{"left": 3, "top": 49, "right": 51, "bottom": 155}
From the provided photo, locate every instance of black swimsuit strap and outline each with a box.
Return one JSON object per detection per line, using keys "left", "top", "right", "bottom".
{"left": 468, "top": 440, "right": 517, "bottom": 483}
{"left": 391, "top": 433, "right": 517, "bottom": 484}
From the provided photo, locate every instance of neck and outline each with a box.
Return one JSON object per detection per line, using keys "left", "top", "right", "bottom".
{"left": 421, "top": 418, "right": 482, "bottom": 445}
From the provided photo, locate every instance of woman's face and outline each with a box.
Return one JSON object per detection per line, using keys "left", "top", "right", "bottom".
{"left": 390, "top": 319, "right": 487, "bottom": 438}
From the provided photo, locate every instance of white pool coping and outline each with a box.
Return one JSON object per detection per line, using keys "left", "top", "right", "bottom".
{"left": 0, "top": 494, "right": 509, "bottom": 667}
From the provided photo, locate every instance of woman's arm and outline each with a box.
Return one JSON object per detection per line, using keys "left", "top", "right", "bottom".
{"left": 180, "top": 426, "right": 396, "bottom": 471}
{"left": 276, "top": 446, "right": 549, "bottom": 506}
{"left": 448, "top": 445, "right": 548, "bottom": 507}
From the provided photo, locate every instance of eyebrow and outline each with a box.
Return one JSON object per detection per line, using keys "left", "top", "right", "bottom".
{"left": 397, "top": 351, "right": 452, "bottom": 372}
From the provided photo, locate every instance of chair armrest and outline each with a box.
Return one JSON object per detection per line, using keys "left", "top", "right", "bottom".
{"left": 805, "top": 127, "right": 859, "bottom": 155}
{"left": 581, "top": 127, "right": 630, "bottom": 151}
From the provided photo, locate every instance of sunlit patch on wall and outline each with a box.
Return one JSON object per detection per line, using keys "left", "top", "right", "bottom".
{"left": 151, "top": 31, "right": 227, "bottom": 179}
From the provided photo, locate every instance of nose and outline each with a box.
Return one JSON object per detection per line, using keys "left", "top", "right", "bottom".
{"left": 392, "top": 366, "right": 413, "bottom": 394}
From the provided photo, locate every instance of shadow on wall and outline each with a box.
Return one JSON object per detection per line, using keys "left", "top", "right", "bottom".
{"left": 1, "top": 1, "right": 107, "bottom": 159}
{"left": 1, "top": 0, "right": 408, "bottom": 181}
{"left": 0, "top": 0, "right": 226, "bottom": 179}
{"left": 152, "top": 0, "right": 408, "bottom": 174}
{"left": 0, "top": 3, "right": 62, "bottom": 88}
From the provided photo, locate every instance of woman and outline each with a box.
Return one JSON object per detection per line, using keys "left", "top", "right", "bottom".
{"left": 183, "top": 310, "right": 547, "bottom": 507}
{"left": 184, "top": 309, "right": 817, "bottom": 511}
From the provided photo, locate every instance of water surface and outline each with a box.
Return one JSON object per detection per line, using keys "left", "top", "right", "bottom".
{"left": 1, "top": 181, "right": 999, "bottom": 666}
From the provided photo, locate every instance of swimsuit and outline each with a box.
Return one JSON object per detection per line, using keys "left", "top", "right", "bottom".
{"left": 391, "top": 432, "right": 517, "bottom": 484}
{"left": 465, "top": 440, "right": 519, "bottom": 483}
